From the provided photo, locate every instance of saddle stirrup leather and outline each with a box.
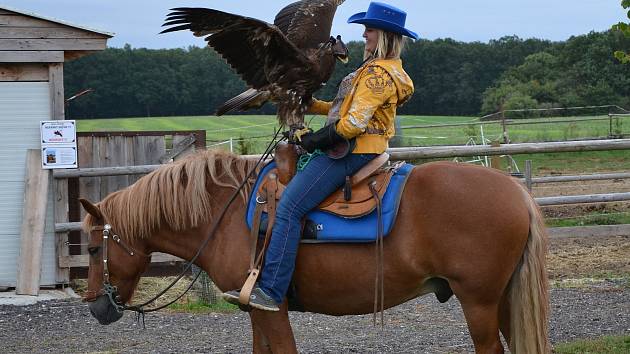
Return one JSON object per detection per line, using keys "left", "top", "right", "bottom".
{"left": 240, "top": 173, "right": 278, "bottom": 305}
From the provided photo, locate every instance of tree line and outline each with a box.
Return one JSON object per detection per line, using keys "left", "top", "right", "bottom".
{"left": 64, "top": 30, "right": 630, "bottom": 119}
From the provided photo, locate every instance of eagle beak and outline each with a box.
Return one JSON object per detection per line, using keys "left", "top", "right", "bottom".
{"left": 337, "top": 55, "right": 349, "bottom": 64}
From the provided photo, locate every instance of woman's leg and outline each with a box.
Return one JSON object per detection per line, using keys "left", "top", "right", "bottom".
{"left": 259, "top": 153, "right": 375, "bottom": 303}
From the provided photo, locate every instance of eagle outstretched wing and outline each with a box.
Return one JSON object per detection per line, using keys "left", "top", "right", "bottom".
{"left": 161, "top": 2, "right": 348, "bottom": 126}
{"left": 275, "top": 0, "right": 346, "bottom": 49}
{"left": 161, "top": 8, "right": 311, "bottom": 90}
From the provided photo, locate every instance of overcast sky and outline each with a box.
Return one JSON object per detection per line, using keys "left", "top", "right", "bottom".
{"left": 1, "top": 0, "right": 627, "bottom": 48}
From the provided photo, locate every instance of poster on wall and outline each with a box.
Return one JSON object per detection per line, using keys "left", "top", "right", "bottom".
{"left": 41, "top": 146, "right": 77, "bottom": 168}
{"left": 40, "top": 120, "right": 78, "bottom": 169}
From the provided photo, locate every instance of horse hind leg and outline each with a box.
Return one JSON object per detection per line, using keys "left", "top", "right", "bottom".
{"left": 452, "top": 282, "right": 504, "bottom": 354}
{"left": 498, "top": 291, "right": 511, "bottom": 348}
{"left": 459, "top": 300, "right": 504, "bottom": 353}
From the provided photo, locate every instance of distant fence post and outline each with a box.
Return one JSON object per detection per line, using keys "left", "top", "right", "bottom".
{"left": 390, "top": 117, "right": 403, "bottom": 147}
{"left": 490, "top": 141, "right": 502, "bottom": 170}
{"left": 524, "top": 160, "right": 533, "bottom": 191}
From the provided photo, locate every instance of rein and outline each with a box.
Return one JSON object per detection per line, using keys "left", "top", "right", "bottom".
{"left": 86, "top": 128, "right": 284, "bottom": 320}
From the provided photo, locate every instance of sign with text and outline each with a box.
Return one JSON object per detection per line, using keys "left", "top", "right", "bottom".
{"left": 40, "top": 120, "right": 77, "bottom": 169}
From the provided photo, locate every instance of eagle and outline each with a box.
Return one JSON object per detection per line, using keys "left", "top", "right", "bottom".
{"left": 161, "top": 0, "right": 348, "bottom": 129}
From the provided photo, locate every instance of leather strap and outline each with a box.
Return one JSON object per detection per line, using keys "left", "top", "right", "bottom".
{"left": 369, "top": 180, "right": 385, "bottom": 327}
{"left": 249, "top": 200, "right": 265, "bottom": 271}
{"left": 351, "top": 152, "right": 389, "bottom": 186}
{"left": 240, "top": 173, "right": 278, "bottom": 305}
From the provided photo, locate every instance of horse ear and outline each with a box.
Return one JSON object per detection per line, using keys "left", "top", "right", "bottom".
{"left": 79, "top": 198, "right": 103, "bottom": 220}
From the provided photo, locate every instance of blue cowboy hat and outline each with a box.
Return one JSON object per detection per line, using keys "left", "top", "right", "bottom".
{"left": 347, "top": 2, "right": 418, "bottom": 40}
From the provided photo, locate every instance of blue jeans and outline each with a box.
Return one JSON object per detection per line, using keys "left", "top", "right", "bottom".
{"left": 259, "top": 153, "right": 377, "bottom": 303}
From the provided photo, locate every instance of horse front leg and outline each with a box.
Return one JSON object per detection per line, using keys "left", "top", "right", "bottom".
{"left": 249, "top": 311, "right": 272, "bottom": 354}
{"left": 248, "top": 301, "right": 297, "bottom": 354}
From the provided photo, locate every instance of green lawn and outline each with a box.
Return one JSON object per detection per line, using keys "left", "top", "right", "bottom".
{"left": 76, "top": 114, "right": 630, "bottom": 172}
{"left": 554, "top": 335, "right": 630, "bottom": 354}
{"left": 167, "top": 299, "right": 239, "bottom": 314}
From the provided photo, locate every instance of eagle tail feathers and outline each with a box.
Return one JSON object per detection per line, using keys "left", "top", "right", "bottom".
{"left": 216, "top": 89, "right": 269, "bottom": 116}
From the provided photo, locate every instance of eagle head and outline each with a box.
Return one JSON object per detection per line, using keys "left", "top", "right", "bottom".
{"left": 330, "top": 35, "right": 349, "bottom": 64}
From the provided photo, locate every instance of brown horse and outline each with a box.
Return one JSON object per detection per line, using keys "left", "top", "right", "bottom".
{"left": 80, "top": 149, "right": 549, "bottom": 353}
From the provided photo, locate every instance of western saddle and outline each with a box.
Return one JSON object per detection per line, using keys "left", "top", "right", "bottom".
{"left": 257, "top": 142, "right": 395, "bottom": 218}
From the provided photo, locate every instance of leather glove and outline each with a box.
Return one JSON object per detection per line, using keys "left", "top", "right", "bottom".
{"left": 299, "top": 123, "right": 346, "bottom": 153}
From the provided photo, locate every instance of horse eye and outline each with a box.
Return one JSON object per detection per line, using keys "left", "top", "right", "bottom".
{"left": 88, "top": 246, "right": 100, "bottom": 256}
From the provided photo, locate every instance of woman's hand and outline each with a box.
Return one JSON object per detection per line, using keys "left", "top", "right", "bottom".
{"left": 299, "top": 124, "right": 345, "bottom": 153}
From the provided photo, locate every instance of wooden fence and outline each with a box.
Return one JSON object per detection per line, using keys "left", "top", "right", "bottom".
{"left": 54, "top": 130, "right": 205, "bottom": 282}
{"left": 51, "top": 137, "right": 630, "bottom": 276}
{"left": 401, "top": 114, "right": 629, "bottom": 140}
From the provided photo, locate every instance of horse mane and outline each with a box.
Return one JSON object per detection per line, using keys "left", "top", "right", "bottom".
{"left": 83, "top": 149, "right": 259, "bottom": 240}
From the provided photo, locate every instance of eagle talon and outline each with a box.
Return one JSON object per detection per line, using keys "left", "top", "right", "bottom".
{"left": 293, "top": 127, "right": 312, "bottom": 142}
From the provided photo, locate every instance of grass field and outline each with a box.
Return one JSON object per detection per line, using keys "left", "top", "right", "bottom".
{"left": 76, "top": 114, "right": 630, "bottom": 172}
{"left": 554, "top": 335, "right": 630, "bottom": 354}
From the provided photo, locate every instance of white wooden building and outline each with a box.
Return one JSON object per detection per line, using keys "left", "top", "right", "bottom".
{"left": 0, "top": 6, "right": 111, "bottom": 288}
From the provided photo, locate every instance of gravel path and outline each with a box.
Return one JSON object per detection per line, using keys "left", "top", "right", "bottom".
{"left": 1, "top": 286, "right": 628, "bottom": 353}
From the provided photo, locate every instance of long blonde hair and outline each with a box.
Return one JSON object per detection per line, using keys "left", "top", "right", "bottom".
{"left": 364, "top": 28, "right": 406, "bottom": 60}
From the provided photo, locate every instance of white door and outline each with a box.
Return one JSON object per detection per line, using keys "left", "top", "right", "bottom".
{"left": 0, "top": 82, "right": 57, "bottom": 287}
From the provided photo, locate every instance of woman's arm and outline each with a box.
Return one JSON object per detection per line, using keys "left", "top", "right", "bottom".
{"left": 307, "top": 99, "right": 332, "bottom": 115}
{"left": 336, "top": 66, "right": 396, "bottom": 139}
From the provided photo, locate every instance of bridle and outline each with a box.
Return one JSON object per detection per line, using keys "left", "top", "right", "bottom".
{"left": 83, "top": 223, "right": 151, "bottom": 312}
{"left": 82, "top": 127, "right": 285, "bottom": 319}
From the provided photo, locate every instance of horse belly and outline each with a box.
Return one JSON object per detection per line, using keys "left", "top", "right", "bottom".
{"left": 292, "top": 243, "right": 431, "bottom": 315}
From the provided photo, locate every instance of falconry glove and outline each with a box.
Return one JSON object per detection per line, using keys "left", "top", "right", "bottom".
{"left": 299, "top": 123, "right": 345, "bottom": 153}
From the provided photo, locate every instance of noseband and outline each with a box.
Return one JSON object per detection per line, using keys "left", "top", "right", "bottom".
{"left": 83, "top": 224, "right": 150, "bottom": 312}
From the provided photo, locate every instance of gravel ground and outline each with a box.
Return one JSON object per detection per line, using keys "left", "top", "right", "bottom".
{"left": 0, "top": 286, "right": 628, "bottom": 353}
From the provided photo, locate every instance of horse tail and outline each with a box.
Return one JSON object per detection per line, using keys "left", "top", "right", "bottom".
{"left": 507, "top": 185, "right": 550, "bottom": 353}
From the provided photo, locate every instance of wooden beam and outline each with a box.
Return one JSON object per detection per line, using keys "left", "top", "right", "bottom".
{"left": 0, "top": 38, "right": 107, "bottom": 51}
{"left": 59, "top": 253, "right": 183, "bottom": 268}
{"left": 530, "top": 172, "right": 630, "bottom": 184}
{"left": 387, "top": 138, "right": 630, "bottom": 160}
{"left": 64, "top": 50, "right": 97, "bottom": 62}
{"left": 49, "top": 63, "right": 64, "bottom": 119}
{"left": 53, "top": 164, "right": 160, "bottom": 178}
{"left": 536, "top": 192, "right": 630, "bottom": 206}
{"left": 0, "top": 63, "right": 48, "bottom": 81}
{"left": 0, "top": 50, "right": 64, "bottom": 62}
{"left": 16, "top": 150, "right": 50, "bottom": 295}
{"left": 0, "top": 14, "right": 68, "bottom": 28}
{"left": 160, "top": 134, "right": 196, "bottom": 163}
{"left": 0, "top": 27, "right": 107, "bottom": 39}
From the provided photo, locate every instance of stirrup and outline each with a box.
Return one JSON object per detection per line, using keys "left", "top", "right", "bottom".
{"left": 238, "top": 268, "right": 260, "bottom": 305}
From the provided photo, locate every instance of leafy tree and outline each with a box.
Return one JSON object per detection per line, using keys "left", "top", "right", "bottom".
{"left": 64, "top": 30, "right": 629, "bottom": 119}
{"left": 481, "top": 31, "right": 630, "bottom": 116}
{"left": 612, "top": 0, "right": 630, "bottom": 63}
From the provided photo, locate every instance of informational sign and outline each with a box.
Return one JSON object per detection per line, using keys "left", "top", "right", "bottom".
{"left": 40, "top": 120, "right": 77, "bottom": 169}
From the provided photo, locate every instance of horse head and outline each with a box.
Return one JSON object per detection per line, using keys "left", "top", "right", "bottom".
{"left": 79, "top": 198, "right": 152, "bottom": 325}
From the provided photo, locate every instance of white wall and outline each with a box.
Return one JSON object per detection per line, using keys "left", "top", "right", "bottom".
{"left": 0, "top": 82, "right": 57, "bottom": 287}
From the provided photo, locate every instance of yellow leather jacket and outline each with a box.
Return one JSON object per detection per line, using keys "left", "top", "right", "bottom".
{"left": 309, "top": 58, "right": 414, "bottom": 154}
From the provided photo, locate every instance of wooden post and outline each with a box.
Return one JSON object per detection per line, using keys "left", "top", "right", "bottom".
{"left": 16, "top": 150, "right": 50, "bottom": 295}
{"left": 490, "top": 141, "right": 502, "bottom": 170}
{"left": 501, "top": 108, "right": 509, "bottom": 144}
{"left": 49, "top": 63, "right": 65, "bottom": 120}
{"left": 54, "top": 177, "right": 70, "bottom": 284}
{"left": 609, "top": 113, "right": 613, "bottom": 138}
{"left": 524, "top": 160, "right": 533, "bottom": 191}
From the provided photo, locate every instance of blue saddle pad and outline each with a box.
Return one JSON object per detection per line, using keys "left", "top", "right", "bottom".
{"left": 245, "top": 161, "right": 414, "bottom": 243}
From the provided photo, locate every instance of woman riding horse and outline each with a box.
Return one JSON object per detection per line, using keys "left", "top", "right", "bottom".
{"left": 223, "top": 1, "right": 418, "bottom": 311}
